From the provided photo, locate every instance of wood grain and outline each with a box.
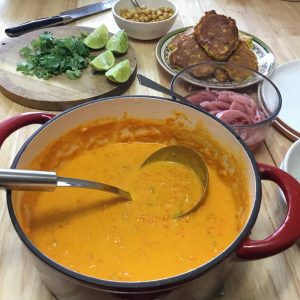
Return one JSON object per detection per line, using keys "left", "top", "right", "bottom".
{"left": 0, "top": 1, "right": 300, "bottom": 300}
{"left": 0, "top": 26, "right": 137, "bottom": 110}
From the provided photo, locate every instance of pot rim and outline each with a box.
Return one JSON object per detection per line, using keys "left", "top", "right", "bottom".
{"left": 6, "top": 95, "right": 261, "bottom": 293}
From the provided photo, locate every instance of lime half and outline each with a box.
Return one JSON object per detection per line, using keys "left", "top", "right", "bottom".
{"left": 84, "top": 24, "right": 109, "bottom": 49}
{"left": 105, "top": 59, "right": 131, "bottom": 83}
{"left": 90, "top": 50, "right": 115, "bottom": 71}
{"left": 106, "top": 30, "right": 128, "bottom": 54}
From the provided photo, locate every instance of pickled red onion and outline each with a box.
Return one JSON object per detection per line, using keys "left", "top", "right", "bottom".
{"left": 186, "top": 90, "right": 266, "bottom": 125}
{"left": 186, "top": 90, "right": 267, "bottom": 150}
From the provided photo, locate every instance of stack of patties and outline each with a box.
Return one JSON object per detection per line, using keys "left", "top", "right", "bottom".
{"left": 168, "top": 10, "right": 258, "bottom": 82}
{"left": 168, "top": 28, "right": 215, "bottom": 77}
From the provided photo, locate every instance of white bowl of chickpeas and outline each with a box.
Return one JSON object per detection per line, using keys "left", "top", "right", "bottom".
{"left": 112, "top": 0, "right": 178, "bottom": 40}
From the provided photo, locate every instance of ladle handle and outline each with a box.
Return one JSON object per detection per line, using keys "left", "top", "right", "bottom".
{"left": 0, "top": 169, "right": 57, "bottom": 191}
{"left": 0, "top": 169, "right": 132, "bottom": 200}
{"left": 137, "top": 74, "right": 189, "bottom": 103}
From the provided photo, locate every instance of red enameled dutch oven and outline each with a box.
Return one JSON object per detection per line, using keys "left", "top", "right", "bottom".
{"left": 1, "top": 96, "right": 300, "bottom": 300}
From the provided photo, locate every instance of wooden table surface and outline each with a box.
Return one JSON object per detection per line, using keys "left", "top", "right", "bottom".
{"left": 0, "top": 1, "right": 299, "bottom": 299}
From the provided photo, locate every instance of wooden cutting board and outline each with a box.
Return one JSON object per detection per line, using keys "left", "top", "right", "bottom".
{"left": 0, "top": 26, "right": 137, "bottom": 111}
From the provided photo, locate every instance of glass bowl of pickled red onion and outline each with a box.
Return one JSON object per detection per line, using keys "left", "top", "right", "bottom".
{"left": 170, "top": 62, "right": 282, "bottom": 151}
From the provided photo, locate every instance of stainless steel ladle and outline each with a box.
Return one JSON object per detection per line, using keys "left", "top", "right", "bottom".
{"left": 0, "top": 169, "right": 131, "bottom": 200}
{"left": 0, "top": 146, "right": 208, "bottom": 217}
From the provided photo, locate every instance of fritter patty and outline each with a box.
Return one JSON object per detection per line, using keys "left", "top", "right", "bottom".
{"left": 214, "top": 68, "right": 229, "bottom": 82}
{"left": 168, "top": 28, "right": 194, "bottom": 51}
{"left": 194, "top": 10, "right": 239, "bottom": 61}
{"left": 169, "top": 32, "right": 214, "bottom": 77}
{"left": 226, "top": 40, "right": 258, "bottom": 82}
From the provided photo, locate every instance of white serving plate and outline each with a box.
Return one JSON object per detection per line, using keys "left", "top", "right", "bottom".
{"left": 266, "top": 60, "right": 300, "bottom": 140}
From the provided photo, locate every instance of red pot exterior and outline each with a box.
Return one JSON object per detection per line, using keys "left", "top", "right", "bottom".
{"left": 237, "top": 163, "right": 300, "bottom": 259}
{"left": 3, "top": 96, "right": 300, "bottom": 300}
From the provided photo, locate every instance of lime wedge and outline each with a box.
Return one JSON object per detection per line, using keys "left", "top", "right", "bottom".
{"left": 106, "top": 30, "right": 128, "bottom": 54}
{"left": 83, "top": 24, "right": 109, "bottom": 49}
{"left": 105, "top": 59, "right": 131, "bottom": 83}
{"left": 90, "top": 50, "right": 115, "bottom": 71}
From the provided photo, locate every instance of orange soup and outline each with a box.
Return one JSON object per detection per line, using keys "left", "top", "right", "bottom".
{"left": 19, "top": 116, "right": 250, "bottom": 281}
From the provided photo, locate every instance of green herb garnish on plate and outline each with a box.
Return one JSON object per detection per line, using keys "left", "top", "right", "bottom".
{"left": 16, "top": 31, "right": 94, "bottom": 80}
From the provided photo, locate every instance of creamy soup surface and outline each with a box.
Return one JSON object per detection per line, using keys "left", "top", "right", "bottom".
{"left": 19, "top": 117, "right": 250, "bottom": 281}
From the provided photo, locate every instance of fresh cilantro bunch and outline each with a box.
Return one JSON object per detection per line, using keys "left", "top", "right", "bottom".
{"left": 16, "top": 32, "right": 94, "bottom": 80}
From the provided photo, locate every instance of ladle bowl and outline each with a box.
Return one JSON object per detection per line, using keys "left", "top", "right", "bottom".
{"left": 141, "top": 145, "right": 208, "bottom": 217}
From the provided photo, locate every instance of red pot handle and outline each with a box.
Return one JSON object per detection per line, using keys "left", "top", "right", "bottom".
{"left": 0, "top": 112, "right": 55, "bottom": 148}
{"left": 236, "top": 162, "right": 300, "bottom": 259}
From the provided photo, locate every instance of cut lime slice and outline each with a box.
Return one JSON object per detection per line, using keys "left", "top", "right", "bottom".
{"left": 105, "top": 59, "right": 131, "bottom": 83}
{"left": 106, "top": 30, "right": 128, "bottom": 54}
{"left": 90, "top": 50, "right": 115, "bottom": 71}
{"left": 83, "top": 24, "right": 109, "bottom": 49}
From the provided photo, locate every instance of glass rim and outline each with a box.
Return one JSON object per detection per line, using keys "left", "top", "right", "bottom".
{"left": 170, "top": 61, "right": 282, "bottom": 129}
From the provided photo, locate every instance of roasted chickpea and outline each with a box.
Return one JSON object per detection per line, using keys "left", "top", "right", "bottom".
{"left": 121, "top": 8, "right": 128, "bottom": 14}
{"left": 119, "top": 6, "right": 174, "bottom": 22}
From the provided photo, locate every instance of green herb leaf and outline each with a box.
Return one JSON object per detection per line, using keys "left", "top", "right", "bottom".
{"left": 16, "top": 31, "right": 92, "bottom": 80}
{"left": 66, "top": 69, "right": 81, "bottom": 80}
{"left": 19, "top": 47, "right": 32, "bottom": 58}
